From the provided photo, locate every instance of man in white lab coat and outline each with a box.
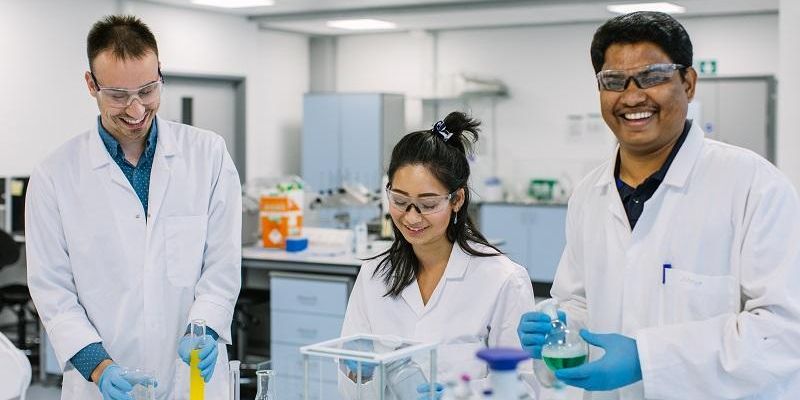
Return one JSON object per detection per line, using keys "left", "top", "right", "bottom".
{"left": 25, "top": 15, "right": 241, "bottom": 399}
{"left": 518, "top": 11, "right": 800, "bottom": 399}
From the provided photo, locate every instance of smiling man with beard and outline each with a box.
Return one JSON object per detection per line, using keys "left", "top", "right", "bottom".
{"left": 517, "top": 11, "right": 800, "bottom": 399}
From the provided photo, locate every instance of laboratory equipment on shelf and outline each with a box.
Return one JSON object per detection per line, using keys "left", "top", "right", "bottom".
{"left": 121, "top": 368, "right": 157, "bottom": 400}
{"left": 190, "top": 319, "right": 206, "bottom": 400}
{"left": 254, "top": 368, "right": 276, "bottom": 400}
{"left": 300, "top": 334, "right": 439, "bottom": 400}
{"left": 534, "top": 299, "right": 587, "bottom": 389}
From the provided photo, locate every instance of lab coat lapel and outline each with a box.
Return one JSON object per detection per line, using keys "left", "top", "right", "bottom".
{"left": 400, "top": 280, "right": 425, "bottom": 317}
{"left": 88, "top": 124, "right": 133, "bottom": 193}
{"left": 147, "top": 118, "right": 177, "bottom": 221}
{"left": 595, "top": 145, "right": 630, "bottom": 230}
{"left": 421, "top": 244, "right": 469, "bottom": 316}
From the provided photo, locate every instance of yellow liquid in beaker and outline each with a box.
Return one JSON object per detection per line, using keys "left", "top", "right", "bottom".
{"left": 190, "top": 348, "right": 204, "bottom": 400}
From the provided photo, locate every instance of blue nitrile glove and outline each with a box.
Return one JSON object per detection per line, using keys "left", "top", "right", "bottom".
{"left": 343, "top": 359, "right": 377, "bottom": 378}
{"left": 178, "top": 334, "right": 219, "bottom": 382}
{"left": 417, "top": 383, "right": 444, "bottom": 399}
{"left": 98, "top": 364, "right": 133, "bottom": 400}
{"left": 555, "top": 329, "right": 642, "bottom": 391}
{"left": 517, "top": 310, "right": 567, "bottom": 359}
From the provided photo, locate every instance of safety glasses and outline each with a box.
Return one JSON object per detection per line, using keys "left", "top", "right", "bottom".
{"left": 90, "top": 71, "right": 164, "bottom": 108}
{"left": 596, "top": 63, "right": 686, "bottom": 92}
{"left": 385, "top": 189, "right": 456, "bottom": 215}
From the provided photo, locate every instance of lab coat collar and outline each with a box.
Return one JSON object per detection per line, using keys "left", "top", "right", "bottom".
{"left": 399, "top": 242, "right": 473, "bottom": 316}
{"left": 593, "top": 120, "right": 704, "bottom": 190}
{"left": 88, "top": 116, "right": 177, "bottom": 169}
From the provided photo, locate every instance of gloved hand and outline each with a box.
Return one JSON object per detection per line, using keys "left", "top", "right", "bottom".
{"left": 555, "top": 329, "right": 642, "bottom": 391}
{"left": 517, "top": 309, "right": 567, "bottom": 359}
{"left": 417, "top": 383, "right": 444, "bottom": 399}
{"left": 178, "top": 334, "right": 218, "bottom": 382}
{"left": 98, "top": 364, "right": 133, "bottom": 400}
{"left": 343, "top": 359, "right": 377, "bottom": 378}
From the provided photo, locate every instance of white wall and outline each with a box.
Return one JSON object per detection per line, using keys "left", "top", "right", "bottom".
{"left": 334, "top": 14, "right": 780, "bottom": 197}
{"left": 778, "top": 0, "right": 800, "bottom": 189}
{"left": 0, "top": 0, "right": 309, "bottom": 180}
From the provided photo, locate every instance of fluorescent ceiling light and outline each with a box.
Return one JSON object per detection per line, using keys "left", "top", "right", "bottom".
{"left": 607, "top": 2, "right": 686, "bottom": 14}
{"left": 326, "top": 19, "right": 397, "bottom": 31}
{"left": 191, "top": 0, "right": 273, "bottom": 8}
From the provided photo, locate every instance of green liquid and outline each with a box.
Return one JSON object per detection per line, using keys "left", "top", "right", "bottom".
{"left": 543, "top": 354, "right": 587, "bottom": 371}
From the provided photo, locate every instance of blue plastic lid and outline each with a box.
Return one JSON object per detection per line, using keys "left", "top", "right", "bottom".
{"left": 285, "top": 237, "right": 308, "bottom": 252}
{"left": 475, "top": 348, "right": 529, "bottom": 371}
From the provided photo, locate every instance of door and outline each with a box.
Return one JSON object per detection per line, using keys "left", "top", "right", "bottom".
{"left": 159, "top": 75, "right": 245, "bottom": 178}
{"left": 693, "top": 77, "right": 775, "bottom": 161}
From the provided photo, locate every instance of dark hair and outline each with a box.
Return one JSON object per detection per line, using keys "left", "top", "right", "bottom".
{"left": 87, "top": 15, "right": 159, "bottom": 70}
{"left": 590, "top": 11, "right": 692, "bottom": 76}
{"left": 370, "top": 111, "right": 502, "bottom": 298}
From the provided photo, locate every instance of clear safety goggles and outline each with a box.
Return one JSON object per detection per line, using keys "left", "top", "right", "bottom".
{"left": 596, "top": 63, "right": 686, "bottom": 92}
{"left": 385, "top": 188, "right": 456, "bottom": 215}
{"left": 90, "top": 71, "right": 164, "bottom": 108}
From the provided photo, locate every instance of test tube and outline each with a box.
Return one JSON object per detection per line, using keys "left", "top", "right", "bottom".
{"left": 229, "top": 360, "right": 241, "bottom": 400}
{"left": 190, "top": 319, "right": 206, "bottom": 400}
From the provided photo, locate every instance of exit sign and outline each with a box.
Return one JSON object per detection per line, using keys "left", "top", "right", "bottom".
{"left": 696, "top": 59, "right": 718, "bottom": 75}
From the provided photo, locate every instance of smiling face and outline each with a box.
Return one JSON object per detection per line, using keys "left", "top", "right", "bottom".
{"left": 599, "top": 41, "right": 697, "bottom": 156}
{"left": 388, "top": 164, "right": 464, "bottom": 249}
{"left": 85, "top": 49, "right": 161, "bottom": 144}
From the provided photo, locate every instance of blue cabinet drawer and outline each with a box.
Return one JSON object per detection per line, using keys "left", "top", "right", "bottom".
{"left": 271, "top": 276, "right": 348, "bottom": 316}
{"left": 271, "top": 310, "right": 343, "bottom": 345}
{"left": 272, "top": 342, "right": 339, "bottom": 382}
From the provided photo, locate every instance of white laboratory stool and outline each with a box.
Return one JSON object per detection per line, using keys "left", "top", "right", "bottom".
{"left": 0, "top": 331, "right": 31, "bottom": 400}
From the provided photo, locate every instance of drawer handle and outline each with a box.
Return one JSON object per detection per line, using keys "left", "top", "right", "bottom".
{"left": 296, "top": 294, "right": 318, "bottom": 305}
{"left": 297, "top": 328, "right": 318, "bottom": 338}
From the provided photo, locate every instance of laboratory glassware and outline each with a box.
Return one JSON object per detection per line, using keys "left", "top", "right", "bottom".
{"left": 386, "top": 358, "right": 429, "bottom": 399}
{"left": 190, "top": 319, "right": 206, "bottom": 400}
{"left": 228, "top": 360, "right": 241, "bottom": 400}
{"left": 254, "top": 369, "right": 276, "bottom": 400}
{"left": 476, "top": 348, "right": 532, "bottom": 400}
{"left": 121, "top": 368, "right": 156, "bottom": 400}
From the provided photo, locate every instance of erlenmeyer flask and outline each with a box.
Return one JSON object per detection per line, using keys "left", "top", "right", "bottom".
{"left": 254, "top": 369, "right": 276, "bottom": 400}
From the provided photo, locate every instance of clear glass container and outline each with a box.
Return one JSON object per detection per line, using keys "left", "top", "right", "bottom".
{"left": 254, "top": 369, "right": 276, "bottom": 400}
{"left": 121, "top": 368, "right": 156, "bottom": 400}
{"left": 386, "top": 358, "right": 428, "bottom": 399}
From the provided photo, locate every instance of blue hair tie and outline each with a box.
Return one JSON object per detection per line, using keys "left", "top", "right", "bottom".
{"left": 433, "top": 120, "right": 454, "bottom": 142}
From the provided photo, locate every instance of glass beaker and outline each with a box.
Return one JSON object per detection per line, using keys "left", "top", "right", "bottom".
{"left": 121, "top": 368, "right": 156, "bottom": 400}
{"left": 255, "top": 369, "right": 276, "bottom": 400}
{"left": 386, "top": 358, "right": 428, "bottom": 399}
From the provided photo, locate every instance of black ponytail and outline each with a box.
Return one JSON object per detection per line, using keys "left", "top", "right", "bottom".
{"left": 369, "top": 111, "right": 502, "bottom": 298}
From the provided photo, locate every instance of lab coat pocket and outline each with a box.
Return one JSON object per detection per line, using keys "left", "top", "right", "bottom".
{"left": 661, "top": 268, "right": 738, "bottom": 324}
{"left": 165, "top": 215, "right": 208, "bottom": 287}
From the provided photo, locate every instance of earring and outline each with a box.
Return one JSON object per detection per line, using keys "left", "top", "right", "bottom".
{"left": 453, "top": 213, "right": 458, "bottom": 224}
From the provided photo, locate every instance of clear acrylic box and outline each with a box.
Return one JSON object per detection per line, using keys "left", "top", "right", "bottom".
{"left": 299, "top": 334, "right": 439, "bottom": 400}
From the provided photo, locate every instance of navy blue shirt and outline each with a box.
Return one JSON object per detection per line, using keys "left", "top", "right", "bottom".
{"left": 97, "top": 117, "right": 158, "bottom": 214}
{"left": 615, "top": 120, "right": 691, "bottom": 229}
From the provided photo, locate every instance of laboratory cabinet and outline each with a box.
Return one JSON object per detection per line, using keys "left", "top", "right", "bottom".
{"left": 270, "top": 272, "right": 351, "bottom": 399}
{"left": 479, "top": 203, "right": 567, "bottom": 284}
{"left": 301, "top": 93, "right": 405, "bottom": 193}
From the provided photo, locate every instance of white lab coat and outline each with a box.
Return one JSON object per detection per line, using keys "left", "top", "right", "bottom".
{"left": 552, "top": 122, "right": 800, "bottom": 399}
{"left": 25, "top": 118, "right": 242, "bottom": 400}
{"left": 339, "top": 241, "right": 536, "bottom": 398}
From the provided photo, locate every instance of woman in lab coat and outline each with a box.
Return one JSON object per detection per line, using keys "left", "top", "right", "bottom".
{"left": 339, "top": 112, "right": 535, "bottom": 398}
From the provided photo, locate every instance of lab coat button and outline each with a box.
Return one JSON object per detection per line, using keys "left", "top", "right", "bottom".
{"left": 135, "top": 214, "right": 141, "bottom": 219}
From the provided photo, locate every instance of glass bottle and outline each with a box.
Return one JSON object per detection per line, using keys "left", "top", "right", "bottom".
{"left": 255, "top": 369, "right": 276, "bottom": 400}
